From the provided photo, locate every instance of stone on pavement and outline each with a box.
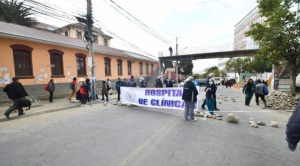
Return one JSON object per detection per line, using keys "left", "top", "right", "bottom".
{"left": 270, "top": 121, "right": 279, "bottom": 128}
{"left": 226, "top": 113, "right": 239, "bottom": 123}
{"left": 216, "top": 117, "right": 222, "bottom": 120}
{"left": 212, "top": 115, "right": 217, "bottom": 119}
{"left": 249, "top": 117, "right": 254, "bottom": 122}
{"left": 257, "top": 121, "right": 265, "bottom": 126}
{"left": 251, "top": 123, "right": 259, "bottom": 128}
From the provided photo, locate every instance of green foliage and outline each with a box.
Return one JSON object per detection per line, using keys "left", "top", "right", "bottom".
{"left": 0, "top": 0, "right": 37, "bottom": 27}
{"left": 205, "top": 66, "right": 219, "bottom": 77}
{"left": 245, "top": 0, "right": 300, "bottom": 95}
{"left": 178, "top": 60, "right": 194, "bottom": 76}
{"left": 225, "top": 58, "right": 245, "bottom": 76}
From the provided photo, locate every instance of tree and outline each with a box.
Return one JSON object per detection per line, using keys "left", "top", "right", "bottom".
{"left": 248, "top": 55, "right": 273, "bottom": 73}
{"left": 178, "top": 60, "right": 194, "bottom": 76}
{"left": 245, "top": 0, "right": 300, "bottom": 95}
{"left": 219, "top": 69, "right": 227, "bottom": 78}
{"left": 0, "top": 0, "right": 37, "bottom": 27}
{"left": 225, "top": 58, "right": 245, "bottom": 78}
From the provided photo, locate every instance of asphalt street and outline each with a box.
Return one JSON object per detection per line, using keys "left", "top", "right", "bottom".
{"left": 0, "top": 87, "right": 299, "bottom": 166}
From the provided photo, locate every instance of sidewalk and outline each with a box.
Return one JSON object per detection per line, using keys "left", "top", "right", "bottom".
{"left": 0, "top": 93, "right": 118, "bottom": 122}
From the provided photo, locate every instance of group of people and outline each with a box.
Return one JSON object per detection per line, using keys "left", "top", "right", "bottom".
{"left": 242, "top": 79, "right": 268, "bottom": 107}
{"left": 68, "top": 77, "right": 92, "bottom": 107}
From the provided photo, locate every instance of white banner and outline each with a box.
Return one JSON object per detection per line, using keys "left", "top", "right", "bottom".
{"left": 120, "top": 87, "right": 199, "bottom": 111}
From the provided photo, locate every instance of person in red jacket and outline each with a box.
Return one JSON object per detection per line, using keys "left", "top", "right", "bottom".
{"left": 79, "top": 78, "right": 88, "bottom": 107}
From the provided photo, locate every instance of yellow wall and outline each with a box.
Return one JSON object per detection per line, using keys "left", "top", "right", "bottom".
{"left": 0, "top": 37, "right": 158, "bottom": 87}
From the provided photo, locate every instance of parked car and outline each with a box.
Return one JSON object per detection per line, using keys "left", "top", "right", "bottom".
{"left": 199, "top": 79, "right": 206, "bottom": 86}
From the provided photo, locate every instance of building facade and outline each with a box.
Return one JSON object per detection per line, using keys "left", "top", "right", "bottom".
{"left": 234, "top": 6, "right": 263, "bottom": 50}
{"left": 0, "top": 22, "right": 158, "bottom": 103}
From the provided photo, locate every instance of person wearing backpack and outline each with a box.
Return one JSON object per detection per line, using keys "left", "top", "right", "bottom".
{"left": 127, "top": 76, "right": 137, "bottom": 87}
{"left": 48, "top": 79, "right": 55, "bottom": 102}
{"left": 68, "top": 77, "right": 77, "bottom": 100}
{"left": 255, "top": 79, "right": 268, "bottom": 108}
{"left": 140, "top": 77, "right": 147, "bottom": 88}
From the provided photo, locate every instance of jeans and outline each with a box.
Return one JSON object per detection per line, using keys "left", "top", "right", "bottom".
{"left": 202, "top": 98, "right": 218, "bottom": 109}
{"left": 49, "top": 91, "right": 53, "bottom": 102}
{"left": 117, "top": 89, "right": 120, "bottom": 101}
{"left": 184, "top": 101, "right": 196, "bottom": 120}
{"left": 206, "top": 98, "right": 216, "bottom": 114}
{"left": 5, "top": 99, "right": 23, "bottom": 116}
{"left": 255, "top": 94, "right": 267, "bottom": 106}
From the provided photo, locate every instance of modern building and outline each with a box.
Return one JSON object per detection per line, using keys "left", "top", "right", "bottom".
{"left": 54, "top": 23, "right": 113, "bottom": 47}
{"left": 0, "top": 22, "right": 158, "bottom": 103}
{"left": 234, "top": 5, "right": 263, "bottom": 50}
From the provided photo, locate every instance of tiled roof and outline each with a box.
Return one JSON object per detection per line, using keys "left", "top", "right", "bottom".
{"left": 0, "top": 22, "right": 158, "bottom": 62}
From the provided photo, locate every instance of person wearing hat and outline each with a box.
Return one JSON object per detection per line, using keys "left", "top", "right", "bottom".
{"left": 115, "top": 78, "right": 123, "bottom": 101}
{"left": 140, "top": 77, "right": 147, "bottom": 88}
{"left": 182, "top": 76, "right": 198, "bottom": 121}
{"left": 75, "top": 78, "right": 85, "bottom": 101}
{"left": 205, "top": 78, "right": 217, "bottom": 115}
{"left": 155, "top": 76, "right": 163, "bottom": 88}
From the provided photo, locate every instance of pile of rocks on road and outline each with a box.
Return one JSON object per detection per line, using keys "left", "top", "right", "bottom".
{"left": 264, "top": 91, "right": 300, "bottom": 111}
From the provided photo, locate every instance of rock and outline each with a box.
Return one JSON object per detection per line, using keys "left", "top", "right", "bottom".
{"left": 216, "top": 114, "right": 223, "bottom": 117}
{"left": 216, "top": 117, "right": 222, "bottom": 120}
{"left": 257, "top": 121, "right": 265, "bottom": 126}
{"left": 226, "top": 114, "right": 239, "bottom": 123}
{"left": 118, "top": 103, "right": 124, "bottom": 106}
{"left": 249, "top": 117, "right": 254, "bottom": 122}
{"left": 270, "top": 121, "right": 278, "bottom": 128}
{"left": 219, "top": 101, "right": 222, "bottom": 104}
{"left": 211, "top": 115, "right": 217, "bottom": 119}
{"left": 127, "top": 103, "right": 137, "bottom": 107}
{"left": 207, "top": 114, "right": 212, "bottom": 118}
{"left": 251, "top": 123, "right": 259, "bottom": 128}
{"left": 103, "top": 102, "right": 107, "bottom": 106}
{"left": 113, "top": 103, "right": 118, "bottom": 105}
{"left": 195, "top": 112, "right": 205, "bottom": 117}
{"left": 249, "top": 121, "right": 255, "bottom": 124}
{"left": 232, "top": 100, "right": 236, "bottom": 102}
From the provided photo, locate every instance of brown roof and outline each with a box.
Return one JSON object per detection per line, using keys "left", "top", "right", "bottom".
{"left": 0, "top": 22, "right": 158, "bottom": 62}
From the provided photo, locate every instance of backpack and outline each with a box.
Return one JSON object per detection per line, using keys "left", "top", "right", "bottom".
{"left": 20, "top": 98, "right": 32, "bottom": 110}
{"left": 45, "top": 84, "right": 49, "bottom": 91}
{"left": 263, "top": 85, "right": 269, "bottom": 95}
{"left": 128, "top": 80, "right": 136, "bottom": 87}
{"left": 70, "top": 82, "right": 75, "bottom": 90}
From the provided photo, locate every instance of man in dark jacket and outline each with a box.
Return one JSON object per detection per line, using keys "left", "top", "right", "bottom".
{"left": 286, "top": 101, "right": 300, "bottom": 152}
{"left": 127, "top": 76, "right": 137, "bottom": 87}
{"left": 155, "top": 76, "right": 163, "bottom": 88}
{"left": 182, "top": 76, "right": 198, "bottom": 121}
{"left": 139, "top": 77, "right": 147, "bottom": 88}
{"left": 115, "top": 78, "right": 123, "bottom": 101}
{"left": 255, "top": 79, "right": 268, "bottom": 108}
{"left": 165, "top": 78, "right": 173, "bottom": 87}
{"left": 3, "top": 77, "right": 28, "bottom": 119}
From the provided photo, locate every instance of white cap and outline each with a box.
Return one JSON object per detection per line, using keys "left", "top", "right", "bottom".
{"left": 140, "top": 77, "right": 144, "bottom": 80}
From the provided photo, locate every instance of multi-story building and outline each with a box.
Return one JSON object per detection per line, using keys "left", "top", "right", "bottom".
{"left": 234, "top": 6, "right": 263, "bottom": 50}
{"left": 54, "top": 23, "right": 112, "bottom": 47}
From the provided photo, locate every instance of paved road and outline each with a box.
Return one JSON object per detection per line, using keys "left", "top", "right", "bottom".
{"left": 0, "top": 87, "right": 299, "bottom": 166}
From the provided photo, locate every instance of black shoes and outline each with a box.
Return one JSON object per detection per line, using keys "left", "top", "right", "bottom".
{"left": 201, "top": 106, "right": 206, "bottom": 109}
{"left": 215, "top": 108, "right": 220, "bottom": 111}
{"left": 18, "top": 113, "right": 25, "bottom": 116}
{"left": 4, "top": 113, "right": 10, "bottom": 119}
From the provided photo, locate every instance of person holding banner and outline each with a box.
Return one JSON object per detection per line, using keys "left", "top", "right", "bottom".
{"left": 205, "top": 78, "right": 217, "bottom": 115}
{"left": 155, "top": 76, "right": 163, "bottom": 88}
{"left": 182, "top": 76, "right": 198, "bottom": 121}
{"left": 139, "top": 77, "right": 147, "bottom": 88}
{"left": 115, "top": 78, "right": 123, "bottom": 101}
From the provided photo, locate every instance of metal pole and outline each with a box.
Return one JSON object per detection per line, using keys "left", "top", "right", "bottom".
{"left": 175, "top": 36, "right": 179, "bottom": 86}
{"left": 87, "top": 0, "right": 96, "bottom": 100}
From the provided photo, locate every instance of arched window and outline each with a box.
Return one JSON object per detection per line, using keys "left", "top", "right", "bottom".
{"left": 117, "top": 59, "right": 123, "bottom": 76}
{"left": 127, "top": 60, "right": 132, "bottom": 75}
{"left": 10, "top": 44, "right": 33, "bottom": 78}
{"left": 75, "top": 53, "right": 87, "bottom": 76}
{"left": 151, "top": 64, "right": 154, "bottom": 73}
{"left": 146, "top": 63, "right": 149, "bottom": 75}
{"left": 139, "top": 62, "right": 143, "bottom": 75}
{"left": 104, "top": 57, "right": 111, "bottom": 76}
{"left": 48, "top": 49, "right": 64, "bottom": 77}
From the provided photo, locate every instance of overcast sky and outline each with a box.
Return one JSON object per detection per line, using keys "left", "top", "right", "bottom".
{"left": 30, "top": 0, "right": 258, "bottom": 73}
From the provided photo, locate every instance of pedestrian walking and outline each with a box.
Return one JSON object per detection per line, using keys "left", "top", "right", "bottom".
{"left": 286, "top": 101, "right": 300, "bottom": 152}
{"left": 155, "top": 76, "right": 163, "bottom": 88}
{"left": 3, "top": 77, "right": 28, "bottom": 119}
{"left": 101, "top": 81, "right": 109, "bottom": 101}
{"left": 107, "top": 78, "right": 113, "bottom": 95}
{"left": 205, "top": 78, "right": 217, "bottom": 115}
{"left": 255, "top": 79, "right": 268, "bottom": 108}
{"left": 165, "top": 78, "right": 173, "bottom": 87}
{"left": 75, "top": 78, "right": 84, "bottom": 101}
{"left": 79, "top": 81, "right": 88, "bottom": 107}
{"left": 115, "top": 78, "right": 123, "bottom": 101}
{"left": 242, "top": 79, "right": 256, "bottom": 106}
{"left": 139, "top": 77, "right": 147, "bottom": 88}
{"left": 123, "top": 78, "right": 128, "bottom": 87}
{"left": 127, "top": 76, "right": 137, "bottom": 87}
{"left": 48, "top": 79, "right": 55, "bottom": 102}
{"left": 182, "top": 76, "right": 198, "bottom": 121}
{"left": 85, "top": 78, "right": 91, "bottom": 104}
{"left": 68, "top": 77, "right": 77, "bottom": 100}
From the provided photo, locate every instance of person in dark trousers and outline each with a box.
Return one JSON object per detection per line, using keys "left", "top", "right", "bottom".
{"left": 101, "top": 81, "right": 109, "bottom": 101}
{"left": 182, "top": 76, "right": 198, "bottom": 121}
{"left": 165, "top": 78, "right": 173, "bottom": 87}
{"left": 139, "top": 77, "right": 147, "bottom": 88}
{"left": 48, "top": 79, "right": 55, "bottom": 102}
{"left": 255, "top": 79, "right": 268, "bottom": 108}
{"left": 205, "top": 79, "right": 217, "bottom": 115}
{"left": 123, "top": 78, "right": 128, "bottom": 87}
{"left": 169, "top": 46, "right": 173, "bottom": 56}
{"left": 115, "top": 78, "right": 123, "bottom": 101}
{"left": 80, "top": 81, "right": 88, "bottom": 107}
{"left": 155, "top": 76, "right": 163, "bottom": 88}
{"left": 286, "top": 101, "right": 300, "bottom": 152}
{"left": 242, "top": 79, "right": 256, "bottom": 106}
{"left": 3, "top": 77, "right": 28, "bottom": 119}
{"left": 85, "top": 78, "right": 91, "bottom": 104}
{"left": 201, "top": 73, "right": 220, "bottom": 111}
{"left": 68, "top": 77, "right": 77, "bottom": 100}
{"left": 127, "top": 76, "right": 137, "bottom": 87}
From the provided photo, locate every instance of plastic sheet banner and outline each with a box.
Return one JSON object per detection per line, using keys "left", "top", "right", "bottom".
{"left": 120, "top": 87, "right": 199, "bottom": 111}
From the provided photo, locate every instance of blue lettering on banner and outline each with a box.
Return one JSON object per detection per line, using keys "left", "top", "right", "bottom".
{"left": 175, "top": 100, "right": 181, "bottom": 108}
{"left": 145, "top": 89, "right": 183, "bottom": 97}
{"left": 151, "top": 99, "right": 156, "bottom": 106}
